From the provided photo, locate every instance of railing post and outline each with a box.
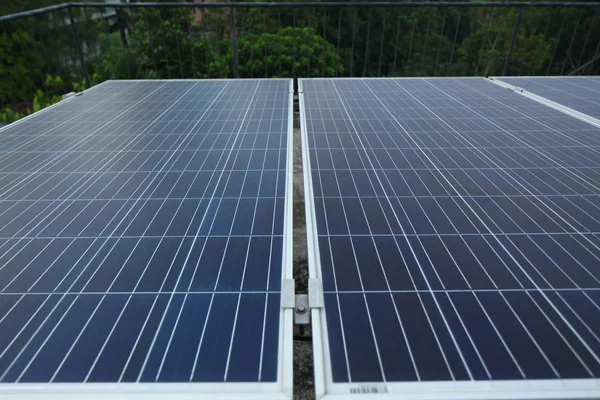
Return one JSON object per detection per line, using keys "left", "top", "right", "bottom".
{"left": 230, "top": 7, "right": 239, "bottom": 79}
{"left": 503, "top": 7, "right": 522, "bottom": 76}
{"left": 68, "top": 5, "right": 91, "bottom": 88}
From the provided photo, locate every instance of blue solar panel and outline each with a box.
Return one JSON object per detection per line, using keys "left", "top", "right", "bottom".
{"left": 497, "top": 76, "right": 600, "bottom": 119}
{"left": 0, "top": 79, "right": 292, "bottom": 391}
{"left": 301, "top": 78, "right": 600, "bottom": 395}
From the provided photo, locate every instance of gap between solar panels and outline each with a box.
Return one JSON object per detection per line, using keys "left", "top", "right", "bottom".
{"left": 300, "top": 77, "right": 600, "bottom": 399}
{"left": 0, "top": 79, "right": 295, "bottom": 400}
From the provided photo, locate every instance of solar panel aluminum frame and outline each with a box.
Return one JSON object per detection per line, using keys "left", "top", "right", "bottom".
{"left": 0, "top": 80, "right": 112, "bottom": 134}
{"left": 0, "top": 78, "right": 295, "bottom": 400}
{"left": 299, "top": 77, "right": 600, "bottom": 400}
{"left": 488, "top": 76, "right": 600, "bottom": 130}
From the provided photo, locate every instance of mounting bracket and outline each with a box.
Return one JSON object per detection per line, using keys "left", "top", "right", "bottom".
{"left": 281, "top": 278, "right": 324, "bottom": 327}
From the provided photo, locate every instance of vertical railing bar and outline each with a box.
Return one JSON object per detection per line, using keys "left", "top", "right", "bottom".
{"left": 531, "top": 6, "right": 540, "bottom": 35}
{"left": 503, "top": 7, "right": 522, "bottom": 76}
{"left": 307, "top": 9, "right": 312, "bottom": 76}
{"left": 158, "top": 11, "right": 172, "bottom": 79}
{"left": 147, "top": 10, "right": 159, "bottom": 76}
{"left": 576, "top": 11, "right": 595, "bottom": 68}
{"left": 1, "top": 21, "right": 7, "bottom": 110}
{"left": 201, "top": 8, "right": 210, "bottom": 78}
{"left": 42, "top": 12, "right": 54, "bottom": 81}
{"left": 278, "top": 9, "right": 282, "bottom": 77}
{"left": 449, "top": 8, "right": 462, "bottom": 75}
{"left": 264, "top": 13, "right": 268, "bottom": 77}
{"left": 175, "top": 18, "right": 184, "bottom": 78}
{"left": 363, "top": 8, "right": 372, "bottom": 77}
{"left": 21, "top": 13, "right": 41, "bottom": 106}
{"left": 248, "top": 11, "right": 254, "bottom": 77}
{"left": 49, "top": 10, "right": 69, "bottom": 79}
{"left": 407, "top": 16, "right": 416, "bottom": 65}
{"left": 292, "top": 9, "right": 297, "bottom": 79}
{"left": 81, "top": 6, "right": 97, "bottom": 79}
{"left": 475, "top": 8, "right": 495, "bottom": 75}
{"left": 560, "top": 9, "right": 582, "bottom": 75}
{"left": 240, "top": 7, "right": 248, "bottom": 78}
{"left": 434, "top": 11, "right": 447, "bottom": 76}
{"left": 187, "top": 8, "right": 196, "bottom": 78}
{"left": 35, "top": 14, "right": 49, "bottom": 94}
{"left": 0, "top": 22, "right": 4, "bottom": 111}
{"left": 114, "top": 6, "right": 134, "bottom": 79}
{"left": 350, "top": 8, "right": 357, "bottom": 76}
{"left": 528, "top": 7, "right": 544, "bottom": 75}
{"left": 4, "top": 19, "right": 18, "bottom": 109}
{"left": 517, "top": 6, "right": 533, "bottom": 75}
{"left": 546, "top": 13, "right": 566, "bottom": 75}
{"left": 420, "top": 8, "right": 432, "bottom": 76}
{"left": 392, "top": 14, "right": 401, "bottom": 76}
{"left": 322, "top": 8, "right": 327, "bottom": 77}
{"left": 487, "top": 10, "right": 508, "bottom": 75}
{"left": 68, "top": 5, "right": 91, "bottom": 88}
{"left": 230, "top": 7, "right": 239, "bottom": 79}
{"left": 336, "top": 7, "right": 342, "bottom": 77}
{"left": 462, "top": 8, "right": 475, "bottom": 75}
{"left": 520, "top": 8, "right": 536, "bottom": 76}
{"left": 542, "top": 6, "right": 552, "bottom": 38}
{"left": 378, "top": 10, "right": 387, "bottom": 77}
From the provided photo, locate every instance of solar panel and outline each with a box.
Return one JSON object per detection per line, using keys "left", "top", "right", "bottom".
{"left": 0, "top": 79, "right": 293, "bottom": 399}
{"left": 300, "top": 77, "right": 600, "bottom": 398}
{"left": 494, "top": 76, "right": 600, "bottom": 120}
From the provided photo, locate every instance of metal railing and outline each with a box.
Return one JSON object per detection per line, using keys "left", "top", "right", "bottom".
{"left": 1, "top": 1, "right": 600, "bottom": 119}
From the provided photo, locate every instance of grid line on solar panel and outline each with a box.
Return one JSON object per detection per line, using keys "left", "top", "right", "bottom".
{"left": 301, "top": 78, "right": 600, "bottom": 388}
{"left": 0, "top": 79, "right": 290, "bottom": 387}
{"left": 496, "top": 77, "right": 600, "bottom": 120}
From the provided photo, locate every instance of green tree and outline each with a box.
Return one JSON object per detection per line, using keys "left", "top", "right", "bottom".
{"left": 235, "top": 27, "right": 343, "bottom": 78}
{"left": 129, "top": 7, "right": 195, "bottom": 79}
{"left": 0, "top": 30, "right": 45, "bottom": 106}
{"left": 125, "top": 6, "right": 229, "bottom": 79}
{"left": 458, "top": 8, "right": 554, "bottom": 76}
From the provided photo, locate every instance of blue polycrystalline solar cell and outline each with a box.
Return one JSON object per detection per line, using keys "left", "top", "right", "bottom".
{"left": 302, "top": 78, "right": 600, "bottom": 384}
{"left": 0, "top": 79, "right": 290, "bottom": 384}
{"left": 498, "top": 76, "right": 600, "bottom": 119}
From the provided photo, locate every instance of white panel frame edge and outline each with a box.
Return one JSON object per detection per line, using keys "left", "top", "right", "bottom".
{"left": 0, "top": 78, "right": 295, "bottom": 400}
{"left": 0, "top": 80, "right": 111, "bottom": 133}
{"left": 299, "top": 77, "right": 600, "bottom": 400}
{"left": 488, "top": 76, "right": 600, "bottom": 129}
{"left": 299, "top": 78, "right": 328, "bottom": 400}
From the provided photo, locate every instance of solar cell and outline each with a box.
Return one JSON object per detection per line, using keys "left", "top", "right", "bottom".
{"left": 0, "top": 79, "right": 293, "bottom": 399}
{"left": 495, "top": 76, "right": 600, "bottom": 120}
{"left": 301, "top": 77, "right": 600, "bottom": 398}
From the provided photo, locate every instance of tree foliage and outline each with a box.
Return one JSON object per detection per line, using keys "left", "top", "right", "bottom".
{"left": 458, "top": 9, "right": 555, "bottom": 76}
{"left": 1, "top": 1, "right": 600, "bottom": 122}
{"left": 237, "top": 27, "right": 343, "bottom": 77}
{"left": 0, "top": 30, "right": 45, "bottom": 105}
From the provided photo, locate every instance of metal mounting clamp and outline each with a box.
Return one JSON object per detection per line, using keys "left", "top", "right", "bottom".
{"left": 282, "top": 278, "right": 324, "bottom": 325}
{"left": 281, "top": 279, "right": 295, "bottom": 309}
{"left": 308, "top": 278, "right": 324, "bottom": 308}
{"left": 294, "top": 294, "right": 310, "bottom": 325}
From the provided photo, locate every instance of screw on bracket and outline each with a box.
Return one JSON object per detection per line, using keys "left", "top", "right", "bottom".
{"left": 294, "top": 294, "right": 310, "bottom": 325}
{"left": 296, "top": 304, "right": 307, "bottom": 314}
